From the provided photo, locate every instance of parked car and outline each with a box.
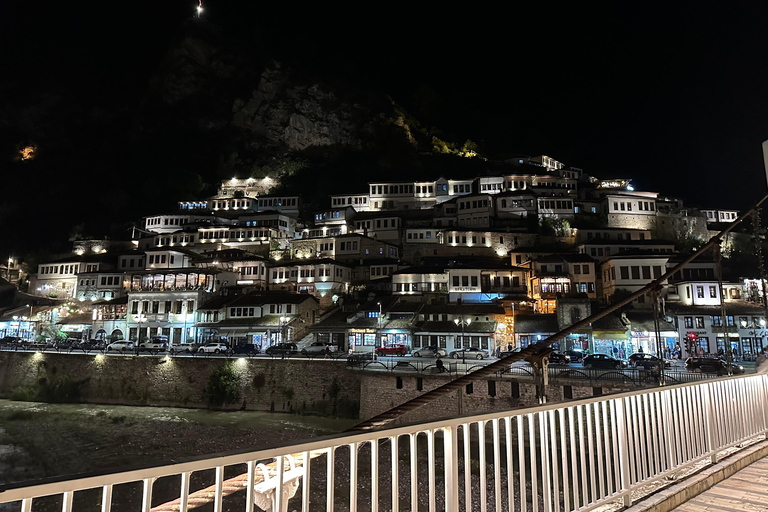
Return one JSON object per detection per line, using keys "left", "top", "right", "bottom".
{"left": 106, "top": 341, "right": 134, "bottom": 352}
{"left": 449, "top": 347, "right": 488, "bottom": 360}
{"left": 139, "top": 337, "right": 168, "bottom": 352}
{"left": 169, "top": 343, "right": 199, "bottom": 354}
{"left": 232, "top": 343, "right": 260, "bottom": 355}
{"left": 197, "top": 343, "right": 229, "bottom": 354}
{"left": 265, "top": 343, "right": 299, "bottom": 357}
{"left": 548, "top": 352, "right": 570, "bottom": 365}
{"left": 565, "top": 349, "right": 586, "bottom": 363}
{"left": 301, "top": 342, "right": 337, "bottom": 356}
{"left": 412, "top": 346, "right": 447, "bottom": 358}
{"left": 686, "top": 356, "right": 744, "bottom": 375}
{"left": 375, "top": 344, "right": 408, "bottom": 357}
{"left": 78, "top": 339, "right": 106, "bottom": 351}
{"left": 627, "top": 353, "right": 671, "bottom": 368}
{"left": 583, "top": 354, "right": 627, "bottom": 369}
{"left": 0, "top": 336, "right": 20, "bottom": 347}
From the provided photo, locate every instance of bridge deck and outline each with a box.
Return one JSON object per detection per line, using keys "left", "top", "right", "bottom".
{"left": 672, "top": 455, "right": 768, "bottom": 511}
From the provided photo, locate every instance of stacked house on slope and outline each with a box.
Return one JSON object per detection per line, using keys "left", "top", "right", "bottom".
{"left": 23, "top": 155, "right": 765, "bottom": 360}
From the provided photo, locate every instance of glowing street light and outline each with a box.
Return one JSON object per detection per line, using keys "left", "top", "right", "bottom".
{"left": 454, "top": 316, "right": 472, "bottom": 361}
{"left": 196, "top": 1, "right": 203, "bottom": 17}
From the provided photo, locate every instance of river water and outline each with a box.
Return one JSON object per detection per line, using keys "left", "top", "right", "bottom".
{"left": 0, "top": 399, "right": 357, "bottom": 492}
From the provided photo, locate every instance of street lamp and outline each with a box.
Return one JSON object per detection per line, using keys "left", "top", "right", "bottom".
{"left": 279, "top": 316, "right": 290, "bottom": 344}
{"left": 454, "top": 316, "right": 471, "bottom": 361}
{"left": 136, "top": 313, "right": 147, "bottom": 344}
{"left": 377, "top": 302, "right": 383, "bottom": 349}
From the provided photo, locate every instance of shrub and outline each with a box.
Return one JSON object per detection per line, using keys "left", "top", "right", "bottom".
{"left": 204, "top": 362, "right": 241, "bottom": 408}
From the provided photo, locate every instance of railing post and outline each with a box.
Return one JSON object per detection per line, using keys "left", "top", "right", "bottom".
{"left": 702, "top": 383, "right": 718, "bottom": 464}
{"left": 443, "top": 426, "right": 460, "bottom": 512}
{"left": 615, "top": 398, "right": 633, "bottom": 507}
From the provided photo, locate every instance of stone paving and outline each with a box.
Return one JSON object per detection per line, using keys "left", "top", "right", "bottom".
{"left": 672, "top": 455, "right": 768, "bottom": 511}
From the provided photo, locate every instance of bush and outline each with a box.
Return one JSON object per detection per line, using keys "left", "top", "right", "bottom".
{"left": 204, "top": 362, "right": 241, "bottom": 408}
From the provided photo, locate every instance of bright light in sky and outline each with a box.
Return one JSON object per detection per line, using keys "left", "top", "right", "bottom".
{"left": 196, "top": 1, "right": 203, "bottom": 17}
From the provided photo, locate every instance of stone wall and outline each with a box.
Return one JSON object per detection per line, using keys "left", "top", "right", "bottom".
{"left": 0, "top": 352, "right": 637, "bottom": 424}
{"left": 0, "top": 352, "right": 362, "bottom": 417}
{"left": 358, "top": 372, "right": 636, "bottom": 425}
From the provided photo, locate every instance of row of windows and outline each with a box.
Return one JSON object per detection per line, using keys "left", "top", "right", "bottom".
{"left": 315, "top": 211, "right": 342, "bottom": 220}
{"left": 131, "top": 300, "right": 194, "bottom": 315}
{"left": 241, "top": 266, "right": 265, "bottom": 276}
{"left": 272, "top": 268, "right": 346, "bottom": 280}
{"left": 339, "top": 241, "right": 359, "bottom": 251}
{"left": 540, "top": 283, "right": 571, "bottom": 294}
{"left": 199, "top": 230, "right": 271, "bottom": 240}
{"left": 371, "top": 266, "right": 395, "bottom": 276}
{"left": 452, "top": 275, "right": 479, "bottom": 287}
{"left": 612, "top": 200, "right": 655, "bottom": 212}
{"left": 79, "top": 276, "right": 120, "bottom": 287}
{"left": 211, "top": 199, "right": 253, "bottom": 210}
{"left": 407, "top": 231, "right": 433, "bottom": 239}
{"left": 371, "top": 184, "right": 414, "bottom": 195}
{"left": 331, "top": 196, "right": 368, "bottom": 206}
{"left": 147, "top": 217, "right": 190, "bottom": 226}
{"left": 616, "top": 265, "right": 664, "bottom": 281}
{"left": 148, "top": 254, "right": 174, "bottom": 265}
{"left": 243, "top": 219, "right": 288, "bottom": 228}
{"left": 412, "top": 335, "right": 489, "bottom": 350}
{"left": 573, "top": 282, "right": 596, "bottom": 294}
{"left": 40, "top": 264, "right": 79, "bottom": 275}
{"left": 257, "top": 197, "right": 298, "bottom": 207}
{"left": 539, "top": 199, "right": 573, "bottom": 210}
{"left": 120, "top": 258, "right": 145, "bottom": 269}
{"left": 154, "top": 234, "right": 196, "bottom": 246}
{"left": 499, "top": 199, "right": 534, "bottom": 209}
{"left": 393, "top": 282, "right": 448, "bottom": 292}
{"left": 453, "top": 184, "right": 471, "bottom": 194}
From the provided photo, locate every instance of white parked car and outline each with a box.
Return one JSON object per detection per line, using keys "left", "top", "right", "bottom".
{"left": 411, "top": 346, "right": 448, "bottom": 358}
{"left": 106, "top": 341, "right": 134, "bottom": 352}
{"left": 197, "top": 343, "right": 229, "bottom": 354}
{"left": 139, "top": 337, "right": 168, "bottom": 351}
{"left": 301, "top": 342, "right": 337, "bottom": 356}
{"left": 169, "top": 343, "right": 199, "bottom": 354}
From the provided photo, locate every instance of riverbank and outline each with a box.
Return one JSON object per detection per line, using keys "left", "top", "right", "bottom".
{"left": 0, "top": 400, "right": 357, "bottom": 486}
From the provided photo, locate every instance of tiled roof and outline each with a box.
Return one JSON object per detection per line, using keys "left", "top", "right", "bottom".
{"left": 623, "top": 312, "right": 676, "bottom": 332}
{"left": 514, "top": 314, "right": 558, "bottom": 334}
{"left": 666, "top": 301, "right": 766, "bottom": 316}
{"left": 413, "top": 321, "right": 497, "bottom": 334}
{"left": 420, "top": 304, "right": 505, "bottom": 316}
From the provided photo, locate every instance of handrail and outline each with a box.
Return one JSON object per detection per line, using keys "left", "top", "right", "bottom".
{"left": 1, "top": 373, "right": 766, "bottom": 512}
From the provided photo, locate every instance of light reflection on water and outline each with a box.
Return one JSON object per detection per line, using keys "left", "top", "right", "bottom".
{"left": 0, "top": 399, "right": 357, "bottom": 434}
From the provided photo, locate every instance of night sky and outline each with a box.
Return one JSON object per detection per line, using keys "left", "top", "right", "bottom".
{"left": 3, "top": 2, "right": 768, "bottom": 258}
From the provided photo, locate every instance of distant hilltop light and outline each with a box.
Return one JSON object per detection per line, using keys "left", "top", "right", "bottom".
{"left": 18, "top": 144, "right": 37, "bottom": 161}
{"left": 196, "top": 1, "right": 203, "bottom": 17}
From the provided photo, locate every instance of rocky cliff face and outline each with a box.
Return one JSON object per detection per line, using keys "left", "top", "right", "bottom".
{"left": 232, "top": 65, "right": 370, "bottom": 152}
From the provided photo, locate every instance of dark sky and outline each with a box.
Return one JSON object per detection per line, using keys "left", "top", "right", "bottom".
{"left": 3, "top": 2, "right": 768, "bottom": 257}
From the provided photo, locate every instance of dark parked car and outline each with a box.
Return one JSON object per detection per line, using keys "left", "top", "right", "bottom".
{"left": 232, "top": 343, "right": 260, "bottom": 355}
{"left": 686, "top": 356, "right": 744, "bottom": 375}
{"left": 265, "top": 343, "right": 298, "bottom": 357}
{"left": 583, "top": 354, "right": 627, "bottom": 369}
{"left": 548, "top": 352, "right": 570, "bottom": 365}
{"left": 0, "top": 336, "right": 20, "bottom": 347}
{"left": 375, "top": 344, "right": 408, "bottom": 357}
{"left": 565, "top": 349, "right": 586, "bottom": 363}
{"left": 628, "top": 353, "right": 671, "bottom": 368}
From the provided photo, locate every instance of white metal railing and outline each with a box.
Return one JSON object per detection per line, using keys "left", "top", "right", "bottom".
{"left": 1, "top": 374, "right": 767, "bottom": 512}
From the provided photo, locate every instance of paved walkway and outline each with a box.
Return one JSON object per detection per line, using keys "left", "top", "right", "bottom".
{"left": 672, "top": 455, "right": 768, "bottom": 511}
